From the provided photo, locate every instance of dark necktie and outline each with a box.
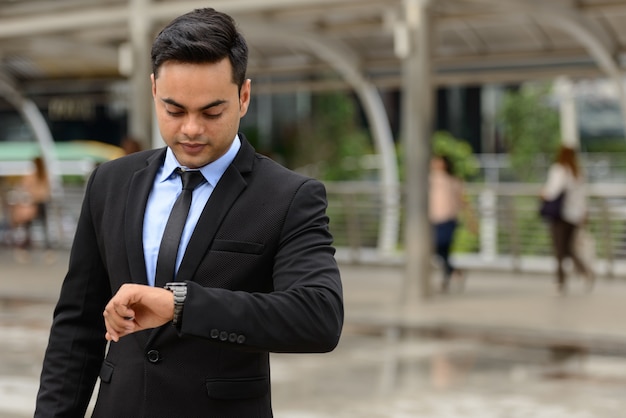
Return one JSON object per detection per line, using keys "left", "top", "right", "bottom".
{"left": 155, "top": 168, "right": 205, "bottom": 286}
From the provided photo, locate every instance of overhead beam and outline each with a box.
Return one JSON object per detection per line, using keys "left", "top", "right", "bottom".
{"left": 0, "top": 8, "right": 129, "bottom": 38}
{"left": 0, "top": 0, "right": 383, "bottom": 38}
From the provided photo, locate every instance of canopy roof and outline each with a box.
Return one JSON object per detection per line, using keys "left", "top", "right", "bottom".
{"left": 0, "top": 140, "right": 124, "bottom": 162}
{"left": 2, "top": 0, "right": 624, "bottom": 298}
{"left": 0, "top": 0, "right": 625, "bottom": 94}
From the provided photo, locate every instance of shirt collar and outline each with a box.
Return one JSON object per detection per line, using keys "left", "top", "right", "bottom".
{"left": 160, "top": 135, "right": 242, "bottom": 186}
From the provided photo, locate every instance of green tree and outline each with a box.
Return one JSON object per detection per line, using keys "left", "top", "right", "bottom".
{"left": 288, "top": 92, "right": 373, "bottom": 181}
{"left": 431, "top": 130, "right": 479, "bottom": 180}
{"left": 395, "top": 130, "right": 478, "bottom": 181}
{"left": 498, "top": 84, "right": 561, "bottom": 181}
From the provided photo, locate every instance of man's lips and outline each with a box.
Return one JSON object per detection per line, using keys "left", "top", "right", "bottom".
{"left": 180, "top": 143, "right": 205, "bottom": 153}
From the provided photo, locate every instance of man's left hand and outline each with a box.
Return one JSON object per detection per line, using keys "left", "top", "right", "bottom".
{"left": 103, "top": 283, "right": 174, "bottom": 342}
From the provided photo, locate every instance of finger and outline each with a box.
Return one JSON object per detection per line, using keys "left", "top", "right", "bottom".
{"left": 105, "top": 331, "right": 119, "bottom": 343}
{"left": 104, "top": 303, "right": 134, "bottom": 325}
{"left": 103, "top": 310, "right": 135, "bottom": 341}
{"left": 114, "top": 304, "right": 135, "bottom": 320}
{"left": 103, "top": 314, "right": 121, "bottom": 342}
{"left": 104, "top": 319, "right": 134, "bottom": 341}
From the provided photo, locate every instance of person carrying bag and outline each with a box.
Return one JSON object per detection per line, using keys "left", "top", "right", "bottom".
{"left": 540, "top": 145, "right": 595, "bottom": 294}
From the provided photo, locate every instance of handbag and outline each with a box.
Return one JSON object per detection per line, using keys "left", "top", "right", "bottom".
{"left": 539, "top": 191, "right": 565, "bottom": 221}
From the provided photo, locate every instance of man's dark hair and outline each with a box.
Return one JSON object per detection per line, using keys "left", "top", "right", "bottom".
{"left": 151, "top": 8, "right": 248, "bottom": 90}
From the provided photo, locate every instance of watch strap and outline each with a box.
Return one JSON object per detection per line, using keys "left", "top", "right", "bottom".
{"left": 164, "top": 282, "right": 187, "bottom": 326}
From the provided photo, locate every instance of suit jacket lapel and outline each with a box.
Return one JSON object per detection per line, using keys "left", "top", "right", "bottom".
{"left": 176, "top": 138, "right": 254, "bottom": 283}
{"left": 147, "top": 137, "right": 254, "bottom": 347}
{"left": 125, "top": 149, "right": 166, "bottom": 285}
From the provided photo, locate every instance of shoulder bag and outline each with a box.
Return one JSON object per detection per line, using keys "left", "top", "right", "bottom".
{"left": 539, "top": 191, "right": 565, "bottom": 221}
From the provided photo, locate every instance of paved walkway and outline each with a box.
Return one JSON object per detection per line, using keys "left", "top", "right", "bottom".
{"left": 2, "top": 247, "right": 626, "bottom": 355}
{"left": 3, "top": 248, "right": 626, "bottom": 417}
{"left": 342, "top": 262, "right": 626, "bottom": 356}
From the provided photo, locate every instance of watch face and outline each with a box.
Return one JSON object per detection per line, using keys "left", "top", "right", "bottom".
{"left": 165, "top": 283, "right": 186, "bottom": 289}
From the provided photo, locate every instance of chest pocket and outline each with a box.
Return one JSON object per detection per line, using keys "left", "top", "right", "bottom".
{"left": 211, "top": 239, "right": 264, "bottom": 255}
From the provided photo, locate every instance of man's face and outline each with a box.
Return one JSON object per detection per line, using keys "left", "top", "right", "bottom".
{"left": 151, "top": 59, "right": 251, "bottom": 168}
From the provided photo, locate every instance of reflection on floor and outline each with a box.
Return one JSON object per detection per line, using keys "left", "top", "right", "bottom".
{"left": 271, "top": 332, "right": 626, "bottom": 417}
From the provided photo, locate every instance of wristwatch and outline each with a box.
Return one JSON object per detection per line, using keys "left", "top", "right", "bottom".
{"left": 164, "top": 282, "right": 187, "bottom": 326}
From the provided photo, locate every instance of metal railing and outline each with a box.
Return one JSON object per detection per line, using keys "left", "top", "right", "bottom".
{"left": 325, "top": 181, "right": 626, "bottom": 277}
{"left": 7, "top": 179, "right": 626, "bottom": 277}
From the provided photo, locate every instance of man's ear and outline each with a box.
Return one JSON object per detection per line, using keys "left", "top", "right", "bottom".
{"left": 239, "top": 79, "right": 252, "bottom": 117}
{"left": 150, "top": 73, "right": 157, "bottom": 97}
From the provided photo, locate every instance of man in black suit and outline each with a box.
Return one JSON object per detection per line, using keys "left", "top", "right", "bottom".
{"left": 35, "top": 8, "right": 343, "bottom": 417}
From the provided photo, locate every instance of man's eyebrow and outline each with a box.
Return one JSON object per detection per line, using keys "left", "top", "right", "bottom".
{"left": 161, "top": 97, "right": 227, "bottom": 110}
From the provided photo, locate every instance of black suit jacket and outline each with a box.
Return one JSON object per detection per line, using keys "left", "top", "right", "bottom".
{"left": 35, "top": 136, "right": 344, "bottom": 418}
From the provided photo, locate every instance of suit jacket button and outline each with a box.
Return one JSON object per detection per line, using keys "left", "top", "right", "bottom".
{"left": 236, "top": 335, "right": 246, "bottom": 344}
{"left": 228, "top": 333, "right": 237, "bottom": 343}
{"left": 210, "top": 329, "right": 219, "bottom": 339}
{"left": 146, "top": 350, "right": 160, "bottom": 363}
{"left": 219, "top": 331, "right": 228, "bottom": 341}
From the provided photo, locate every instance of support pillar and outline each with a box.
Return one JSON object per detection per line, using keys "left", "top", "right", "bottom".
{"left": 128, "top": 0, "right": 154, "bottom": 149}
{"left": 400, "top": 0, "right": 434, "bottom": 302}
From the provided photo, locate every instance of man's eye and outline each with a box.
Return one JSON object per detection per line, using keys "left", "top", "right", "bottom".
{"left": 166, "top": 110, "right": 184, "bottom": 116}
{"left": 204, "top": 113, "right": 222, "bottom": 119}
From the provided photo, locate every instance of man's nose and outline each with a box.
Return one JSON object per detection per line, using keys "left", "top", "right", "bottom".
{"left": 181, "top": 115, "right": 204, "bottom": 138}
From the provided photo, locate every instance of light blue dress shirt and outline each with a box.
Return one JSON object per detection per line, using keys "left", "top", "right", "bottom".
{"left": 143, "top": 135, "right": 241, "bottom": 286}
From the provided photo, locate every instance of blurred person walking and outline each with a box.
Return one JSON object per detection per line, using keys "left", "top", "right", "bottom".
{"left": 540, "top": 145, "right": 595, "bottom": 294}
{"left": 429, "top": 155, "right": 474, "bottom": 292}
{"left": 7, "top": 156, "right": 52, "bottom": 263}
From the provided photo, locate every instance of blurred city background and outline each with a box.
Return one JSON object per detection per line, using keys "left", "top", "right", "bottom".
{"left": 3, "top": 0, "right": 626, "bottom": 417}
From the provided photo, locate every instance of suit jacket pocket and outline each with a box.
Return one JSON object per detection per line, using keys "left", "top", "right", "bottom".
{"left": 99, "top": 360, "right": 114, "bottom": 383}
{"left": 205, "top": 375, "right": 269, "bottom": 400}
{"left": 211, "top": 239, "right": 265, "bottom": 255}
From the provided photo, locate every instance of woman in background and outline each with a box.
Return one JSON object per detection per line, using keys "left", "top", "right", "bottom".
{"left": 10, "top": 156, "right": 52, "bottom": 262}
{"left": 429, "top": 155, "right": 471, "bottom": 292}
{"left": 541, "top": 145, "right": 594, "bottom": 294}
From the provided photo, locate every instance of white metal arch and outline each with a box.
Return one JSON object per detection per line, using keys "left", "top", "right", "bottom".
{"left": 535, "top": 12, "right": 626, "bottom": 131}
{"left": 0, "top": 74, "right": 62, "bottom": 200}
{"left": 240, "top": 21, "right": 401, "bottom": 255}
{"left": 480, "top": 0, "right": 626, "bottom": 131}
